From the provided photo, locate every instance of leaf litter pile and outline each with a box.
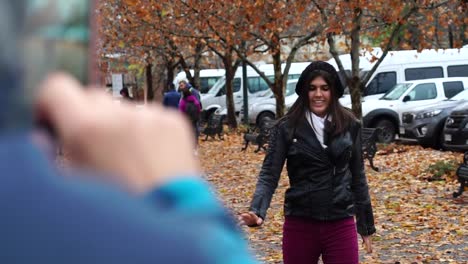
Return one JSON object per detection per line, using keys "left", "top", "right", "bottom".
{"left": 199, "top": 132, "right": 467, "bottom": 264}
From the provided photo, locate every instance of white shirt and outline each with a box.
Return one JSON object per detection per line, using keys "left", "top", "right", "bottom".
{"left": 306, "top": 111, "right": 329, "bottom": 149}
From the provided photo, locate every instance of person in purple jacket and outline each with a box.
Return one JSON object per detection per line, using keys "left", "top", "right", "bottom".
{"left": 179, "top": 87, "right": 202, "bottom": 146}
{"left": 0, "top": 1, "right": 257, "bottom": 263}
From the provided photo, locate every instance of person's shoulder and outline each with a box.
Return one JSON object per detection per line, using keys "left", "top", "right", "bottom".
{"left": 274, "top": 116, "right": 295, "bottom": 134}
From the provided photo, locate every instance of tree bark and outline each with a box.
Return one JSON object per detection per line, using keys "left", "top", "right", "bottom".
{"left": 166, "top": 59, "right": 175, "bottom": 91}
{"left": 272, "top": 37, "right": 285, "bottom": 118}
{"left": 223, "top": 50, "right": 237, "bottom": 128}
{"left": 349, "top": 7, "right": 363, "bottom": 119}
{"left": 193, "top": 42, "right": 205, "bottom": 90}
{"left": 146, "top": 62, "right": 154, "bottom": 101}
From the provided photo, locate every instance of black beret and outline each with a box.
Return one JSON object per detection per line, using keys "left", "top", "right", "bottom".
{"left": 295, "top": 61, "right": 345, "bottom": 97}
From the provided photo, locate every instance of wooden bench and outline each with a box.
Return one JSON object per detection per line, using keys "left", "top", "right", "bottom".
{"left": 453, "top": 151, "right": 468, "bottom": 198}
{"left": 202, "top": 114, "right": 224, "bottom": 141}
{"left": 361, "top": 128, "right": 381, "bottom": 172}
{"left": 241, "top": 117, "right": 275, "bottom": 152}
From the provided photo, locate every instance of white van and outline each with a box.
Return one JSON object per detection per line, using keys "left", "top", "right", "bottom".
{"left": 361, "top": 77, "right": 468, "bottom": 143}
{"left": 240, "top": 79, "right": 299, "bottom": 125}
{"left": 332, "top": 47, "right": 468, "bottom": 106}
{"left": 174, "top": 69, "right": 225, "bottom": 94}
{"left": 200, "top": 62, "right": 309, "bottom": 117}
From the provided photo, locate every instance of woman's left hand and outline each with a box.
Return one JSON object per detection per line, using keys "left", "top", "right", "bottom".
{"left": 361, "top": 235, "right": 373, "bottom": 253}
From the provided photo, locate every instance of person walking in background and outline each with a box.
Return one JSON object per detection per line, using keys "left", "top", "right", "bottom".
{"left": 163, "top": 83, "right": 181, "bottom": 109}
{"left": 179, "top": 87, "right": 201, "bottom": 147}
{"left": 240, "top": 61, "right": 376, "bottom": 264}
{"left": 179, "top": 79, "right": 201, "bottom": 104}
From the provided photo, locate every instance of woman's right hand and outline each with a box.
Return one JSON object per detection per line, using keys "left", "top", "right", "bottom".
{"left": 239, "top": 212, "right": 263, "bottom": 226}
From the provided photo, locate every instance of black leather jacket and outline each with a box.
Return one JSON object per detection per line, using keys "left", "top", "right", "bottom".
{"left": 249, "top": 117, "right": 376, "bottom": 236}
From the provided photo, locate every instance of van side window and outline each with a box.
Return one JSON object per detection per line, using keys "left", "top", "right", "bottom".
{"left": 447, "top": 65, "right": 468, "bottom": 77}
{"left": 233, "top": 78, "right": 241, "bottom": 92}
{"left": 248, "top": 76, "right": 272, "bottom": 93}
{"left": 406, "top": 83, "right": 437, "bottom": 101}
{"left": 200, "top": 77, "right": 220, "bottom": 93}
{"left": 216, "top": 78, "right": 241, "bottom": 96}
{"left": 405, "top": 67, "right": 443, "bottom": 81}
{"left": 365, "top": 72, "right": 396, "bottom": 95}
{"left": 443, "top": 81, "right": 464, "bottom": 98}
{"left": 288, "top": 74, "right": 300, "bottom": 80}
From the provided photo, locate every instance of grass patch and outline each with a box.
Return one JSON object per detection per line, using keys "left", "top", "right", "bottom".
{"left": 424, "top": 160, "right": 458, "bottom": 181}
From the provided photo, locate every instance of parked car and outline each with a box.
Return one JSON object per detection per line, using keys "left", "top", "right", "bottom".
{"left": 240, "top": 79, "right": 298, "bottom": 125}
{"left": 442, "top": 101, "right": 468, "bottom": 151}
{"left": 361, "top": 77, "right": 468, "bottom": 143}
{"left": 401, "top": 89, "right": 468, "bottom": 148}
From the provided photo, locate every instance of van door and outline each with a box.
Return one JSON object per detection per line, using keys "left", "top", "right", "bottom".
{"left": 397, "top": 82, "right": 439, "bottom": 122}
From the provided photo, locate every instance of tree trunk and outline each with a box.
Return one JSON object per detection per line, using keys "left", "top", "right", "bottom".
{"left": 223, "top": 51, "right": 237, "bottom": 128}
{"left": 272, "top": 42, "right": 285, "bottom": 118}
{"left": 179, "top": 56, "right": 194, "bottom": 84}
{"left": 193, "top": 42, "right": 205, "bottom": 90}
{"left": 349, "top": 78, "right": 363, "bottom": 119}
{"left": 166, "top": 60, "right": 175, "bottom": 91}
{"left": 350, "top": 7, "right": 363, "bottom": 119}
{"left": 146, "top": 62, "right": 154, "bottom": 101}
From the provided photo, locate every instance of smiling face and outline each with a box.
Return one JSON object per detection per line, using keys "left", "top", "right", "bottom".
{"left": 308, "top": 76, "right": 331, "bottom": 117}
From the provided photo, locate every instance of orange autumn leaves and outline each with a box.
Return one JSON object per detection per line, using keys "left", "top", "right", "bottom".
{"left": 199, "top": 133, "right": 466, "bottom": 264}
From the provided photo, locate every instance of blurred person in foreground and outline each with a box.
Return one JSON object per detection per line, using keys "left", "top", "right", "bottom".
{"left": 0, "top": 2, "right": 257, "bottom": 263}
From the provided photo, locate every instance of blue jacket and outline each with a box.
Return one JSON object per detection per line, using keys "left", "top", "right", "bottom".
{"left": 0, "top": 133, "right": 257, "bottom": 264}
{"left": 163, "top": 90, "right": 181, "bottom": 109}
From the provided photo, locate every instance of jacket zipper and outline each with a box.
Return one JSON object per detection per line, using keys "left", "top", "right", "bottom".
{"left": 293, "top": 142, "right": 330, "bottom": 165}
{"left": 327, "top": 165, "right": 336, "bottom": 221}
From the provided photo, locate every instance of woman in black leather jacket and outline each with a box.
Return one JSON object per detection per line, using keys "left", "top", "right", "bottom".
{"left": 240, "top": 61, "right": 375, "bottom": 264}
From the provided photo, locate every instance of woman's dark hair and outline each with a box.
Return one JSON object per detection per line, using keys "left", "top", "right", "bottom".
{"left": 182, "top": 88, "right": 192, "bottom": 98}
{"left": 285, "top": 70, "right": 356, "bottom": 136}
{"left": 120, "top": 87, "right": 130, "bottom": 98}
{"left": 168, "top": 83, "right": 176, "bottom": 91}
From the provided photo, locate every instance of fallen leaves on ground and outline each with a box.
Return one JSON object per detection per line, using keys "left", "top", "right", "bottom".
{"left": 199, "top": 133, "right": 467, "bottom": 264}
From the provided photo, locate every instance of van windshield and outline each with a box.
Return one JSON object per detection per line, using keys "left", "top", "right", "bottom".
{"left": 381, "top": 83, "right": 413, "bottom": 100}
{"left": 286, "top": 81, "right": 297, "bottom": 96}
{"left": 207, "top": 77, "right": 225, "bottom": 95}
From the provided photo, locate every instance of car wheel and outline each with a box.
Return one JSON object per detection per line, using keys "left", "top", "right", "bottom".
{"left": 437, "top": 129, "right": 445, "bottom": 150}
{"left": 374, "top": 119, "right": 396, "bottom": 143}
{"left": 257, "top": 112, "right": 275, "bottom": 126}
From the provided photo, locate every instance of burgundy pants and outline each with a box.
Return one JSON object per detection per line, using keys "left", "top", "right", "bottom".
{"left": 282, "top": 216, "right": 359, "bottom": 264}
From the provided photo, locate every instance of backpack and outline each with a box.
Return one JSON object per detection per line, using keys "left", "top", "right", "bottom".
{"left": 185, "top": 101, "right": 200, "bottom": 123}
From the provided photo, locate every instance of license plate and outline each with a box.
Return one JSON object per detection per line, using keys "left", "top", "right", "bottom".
{"left": 445, "top": 134, "right": 452, "bottom": 142}
{"left": 399, "top": 127, "right": 405, "bottom": 135}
